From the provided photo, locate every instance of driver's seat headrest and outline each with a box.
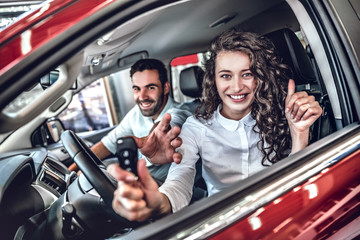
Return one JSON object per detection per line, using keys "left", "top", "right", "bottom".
{"left": 265, "top": 28, "right": 316, "bottom": 85}
{"left": 179, "top": 66, "right": 204, "bottom": 98}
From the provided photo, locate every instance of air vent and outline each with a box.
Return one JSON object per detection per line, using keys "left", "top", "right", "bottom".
{"left": 39, "top": 166, "right": 66, "bottom": 195}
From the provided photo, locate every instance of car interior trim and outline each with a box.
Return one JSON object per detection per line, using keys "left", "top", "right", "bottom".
{"left": 326, "top": 0, "right": 360, "bottom": 70}
{"left": 321, "top": 0, "right": 360, "bottom": 122}
{"left": 32, "top": 184, "right": 57, "bottom": 209}
{"left": 286, "top": 0, "right": 341, "bottom": 122}
{"left": 308, "top": 0, "right": 358, "bottom": 126}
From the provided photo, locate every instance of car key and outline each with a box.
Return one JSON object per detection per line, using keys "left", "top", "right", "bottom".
{"left": 116, "top": 137, "right": 138, "bottom": 178}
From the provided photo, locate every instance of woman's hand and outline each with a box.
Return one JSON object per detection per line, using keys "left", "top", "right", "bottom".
{"left": 285, "top": 79, "right": 323, "bottom": 153}
{"left": 107, "top": 159, "right": 171, "bottom": 222}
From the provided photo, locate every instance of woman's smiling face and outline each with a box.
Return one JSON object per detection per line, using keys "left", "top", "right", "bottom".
{"left": 215, "top": 51, "right": 256, "bottom": 120}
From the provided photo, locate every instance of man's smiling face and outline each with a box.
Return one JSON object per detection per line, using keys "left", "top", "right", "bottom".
{"left": 132, "top": 69, "right": 169, "bottom": 120}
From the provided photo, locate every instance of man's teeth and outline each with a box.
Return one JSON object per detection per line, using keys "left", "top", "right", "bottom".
{"left": 142, "top": 102, "right": 151, "bottom": 107}
{"left": 230, "top": 94, "right": 245, "bottom": 99}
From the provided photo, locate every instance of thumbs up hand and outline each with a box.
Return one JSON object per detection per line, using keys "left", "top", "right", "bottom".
{"left": 285, "top": 79, "right": 322, "bottom": 153}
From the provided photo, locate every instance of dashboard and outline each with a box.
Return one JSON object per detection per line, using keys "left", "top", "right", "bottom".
{"left": 0, "top": 147, "right": 75, "bottom": 235}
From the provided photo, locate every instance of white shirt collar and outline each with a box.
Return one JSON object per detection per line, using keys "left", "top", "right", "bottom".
{"left": 215, "top": 104, "right": 256, "bottom": 131}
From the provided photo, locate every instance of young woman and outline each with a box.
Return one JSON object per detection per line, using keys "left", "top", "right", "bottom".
{"left": 108, "top": 30, "right": 322, "bottom": 221}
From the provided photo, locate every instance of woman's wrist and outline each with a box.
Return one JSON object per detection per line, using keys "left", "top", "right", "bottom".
{"left": 153, "top": 193, "right": 172, "bottom": 218}
{"left": 290, "top": 128, "right": 309, "bottom": 154}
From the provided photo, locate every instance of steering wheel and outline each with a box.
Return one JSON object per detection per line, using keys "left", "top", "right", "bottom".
{"left": 61, "top": 130, "right": 116, "bottom": 207}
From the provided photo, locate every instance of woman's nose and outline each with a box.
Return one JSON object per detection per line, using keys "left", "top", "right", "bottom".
{"left": 232, "top": 78, "right": 243, "bottom": 92}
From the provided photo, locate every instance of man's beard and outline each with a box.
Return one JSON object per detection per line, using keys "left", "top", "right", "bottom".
{"left": 137, "top": 95, "right": 164, "bottom": 117}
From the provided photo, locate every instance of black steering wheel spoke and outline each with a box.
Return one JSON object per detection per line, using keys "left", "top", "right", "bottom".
{"left": 61, "top": 130, "right": 116, "bottom": 207}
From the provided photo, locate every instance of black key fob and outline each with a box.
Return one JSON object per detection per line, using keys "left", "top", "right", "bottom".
{"left": 116, "top": 137, "right": 138, "bottom": 177}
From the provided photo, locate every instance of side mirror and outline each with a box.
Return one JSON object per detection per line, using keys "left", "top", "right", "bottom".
{"left": 46, "top": 119, "right": 65, "bottom": 143}
{"left": 32, "top": 119, "right": 65, "bottom": 147}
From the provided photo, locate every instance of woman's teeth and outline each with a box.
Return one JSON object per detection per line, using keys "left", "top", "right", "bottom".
{"left": 230, "top": 94, "right": 245, "bottom": 100}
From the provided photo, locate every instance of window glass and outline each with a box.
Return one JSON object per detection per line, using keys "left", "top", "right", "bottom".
{"left": 58, "top": 67, "right": 133, "bottom": 133}
{"left": 105, "top": 68, "right": 135, "bottom": 125}
{"left": 58, "top": 79, "right": 111, "bottom": 133}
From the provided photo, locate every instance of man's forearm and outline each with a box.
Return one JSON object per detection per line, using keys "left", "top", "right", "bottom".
{"left": 91, "top": 141, "right": 111, "bottom": 160}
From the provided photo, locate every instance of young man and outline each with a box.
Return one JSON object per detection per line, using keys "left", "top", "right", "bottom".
{"left": 70, "top": 58, "right": 191, "bottom": 185}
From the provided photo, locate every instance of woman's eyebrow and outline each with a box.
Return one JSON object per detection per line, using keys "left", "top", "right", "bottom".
{"left": 217, "top": 69, "right": 251, "bottom": 74}
{"left": 217, "top": 69, "right": 231, "bottom": 74}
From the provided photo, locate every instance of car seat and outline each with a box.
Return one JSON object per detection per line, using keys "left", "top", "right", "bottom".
{"left": 178, "top": 66, "right": 204, "bottom": 113}
{"left": 177, "top": 66, "right": 207, "bottom": 202}
{"left": 265, "top": 28, "right": 336, "bottom": 142}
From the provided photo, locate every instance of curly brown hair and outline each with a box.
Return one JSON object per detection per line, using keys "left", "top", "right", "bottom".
{"left": 195, "top": 30, "right": 293, "bottom": 165}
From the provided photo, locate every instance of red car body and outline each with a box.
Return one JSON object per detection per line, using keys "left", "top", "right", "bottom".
{"left": 212, "top": 149, "right": 360, "bottom": 240}
{"left": 1, "top": 0, "right": 115, "bottom": 74}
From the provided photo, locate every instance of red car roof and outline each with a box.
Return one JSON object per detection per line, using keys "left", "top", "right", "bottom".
{"left": 0, "top": 0, "right": 116, "bottom": 76}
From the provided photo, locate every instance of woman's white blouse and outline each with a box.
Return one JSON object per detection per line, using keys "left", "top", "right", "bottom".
{"left": 159, "top": 106, "right": 270, "bottom": 212}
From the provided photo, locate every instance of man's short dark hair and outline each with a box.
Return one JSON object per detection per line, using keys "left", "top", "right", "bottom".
{"left": 130, "top": 58, "right": 168, "bottom": 86}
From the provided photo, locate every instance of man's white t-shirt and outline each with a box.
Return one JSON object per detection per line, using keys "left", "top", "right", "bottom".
{"left": 102, "top": 97, "right": 191, "bottom": 184}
